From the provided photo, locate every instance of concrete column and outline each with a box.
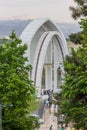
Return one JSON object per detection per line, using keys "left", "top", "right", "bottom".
{"left": 45, "top": 66, "right": 52, "bottom": 90}
{"left": 36, "top": 86, "right": 41, "bottom": 97}
{"left": 54, "top": 68, "right": 57, "bottom": 92}
{"left": 45, "top": 42, "right": 52, "bottom": 90}
{"left": 53, "top": 38, "right": 63, "bottom": 92}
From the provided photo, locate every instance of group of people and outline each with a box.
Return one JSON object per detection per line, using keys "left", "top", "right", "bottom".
{"left": 41, "top": 89, "right": 53, "bottom": 95}
{"left": 43, "top": 92, "right": 53, "bottom": 116}
{"left": 43, "top": 89, "right": 50, "bottom": 95}
{"left": 44, "top": 91, "right": 53, "bottom": 107}
{"left": 43, "top": 89, "right": 54, "bottom": 129}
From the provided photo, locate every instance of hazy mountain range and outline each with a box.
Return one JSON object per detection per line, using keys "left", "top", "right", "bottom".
{"left": 0, "top": 19, "right": 81, "bottom": 39}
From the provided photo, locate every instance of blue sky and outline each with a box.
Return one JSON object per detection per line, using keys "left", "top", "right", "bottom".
{"left": 0, "top": 0, "right": 76, "bottom": 22}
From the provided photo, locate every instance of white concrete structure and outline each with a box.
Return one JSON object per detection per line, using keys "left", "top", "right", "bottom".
{"left": 20, "top": 18, "right": 68, "bottom": 96}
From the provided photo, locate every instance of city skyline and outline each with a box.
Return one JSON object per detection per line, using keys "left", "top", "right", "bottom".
{"left": 0, "top": 0, "right": 76, "bottom": 23}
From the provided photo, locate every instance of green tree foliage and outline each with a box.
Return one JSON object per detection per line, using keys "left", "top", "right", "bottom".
{"left": 69, "top": 0, "right": 87, "bottom": 45}
{"left": 0, "top": 31, "right": 39, "bottom": 130}
{"left": 80, "top": 19, "right": 87, "bottom": 47}
{"left": 60, "top": 20, "right": 87, "bottom": 130}
{"left": 58, "top": 1, "right": 87, "bottom": 129}
{"left": 53, "top": 93, "right": 62, "bottom": 106}
{"left": 69, "top": 31, "right": 83, "bottom": 45}
{"left": 70, "top": 0, "right": 87, "bottom": 19}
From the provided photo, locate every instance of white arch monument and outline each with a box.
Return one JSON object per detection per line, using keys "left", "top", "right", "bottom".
{"left": 20, "top": 18, "right": 68, "bottom": 96}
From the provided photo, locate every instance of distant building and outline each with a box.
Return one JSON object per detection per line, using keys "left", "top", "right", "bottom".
{"left": 20, "top": 18, "right": 68, "bottom": 96}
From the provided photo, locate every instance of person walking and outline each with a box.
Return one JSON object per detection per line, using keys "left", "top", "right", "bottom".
{"left": 61, "top": 124, "right": 64, "bottom": 130}
{"left": 49, "top": 125, "right": 53, "bottom": 130}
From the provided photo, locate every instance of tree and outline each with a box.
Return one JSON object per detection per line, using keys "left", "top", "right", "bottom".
{"left": 60, "top": 19, "right": 87, "bottom": 130}
{"left": 0, "top": 31, "right": 39, "bottom": 130}
{"left": 70, "top": 0, "right": 87, "bottom": 20}
{"left": 69, "top": 31, "right": 83, "bottom": 45}
{"left": 58, "top": 1, "right": 87, "bottom": 130}
{"left": 69, "top": 0, "right": 87, "bottom": 45}
{"left": 80, "top": 19, "right": 87, "bottom": 47}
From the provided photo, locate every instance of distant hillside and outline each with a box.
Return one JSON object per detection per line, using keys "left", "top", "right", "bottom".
{"left": 0, "top": 20, "right": 32, "bottom": 38}
{"left": 0, "top": 19, "right": 81, "bottom": 38}
{"left": 57, "top": 23, "right": 81, "bottom": 38}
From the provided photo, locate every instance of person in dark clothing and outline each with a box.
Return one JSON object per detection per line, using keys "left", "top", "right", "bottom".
{"left": 49, "top": 125, "right": 53, "bottom": 130}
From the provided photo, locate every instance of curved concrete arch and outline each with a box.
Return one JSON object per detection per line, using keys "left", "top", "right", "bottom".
{"left": 20, "top": 18, "right": 68, "bottom": 95}
{"left": 34, "top": 31, "right": 67, "bottom": 87}
{"left": 31, "top": 32, "right": 49, "bottom": 82}
{"left": 20, "top": 18, "right": 68, "bottom": 62}
{"left": 20, "top": 18, "right": 58, "bottom": 45}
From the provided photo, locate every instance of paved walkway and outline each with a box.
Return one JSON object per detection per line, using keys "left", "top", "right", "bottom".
{"left": 36, "top": 95, "right": 72, "bottom": 130}
{"left": 36, "top": 103, "right": 72, "bottom": 130}
{"left": 36, "top": 104, "right": 58, "bottom": 130}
